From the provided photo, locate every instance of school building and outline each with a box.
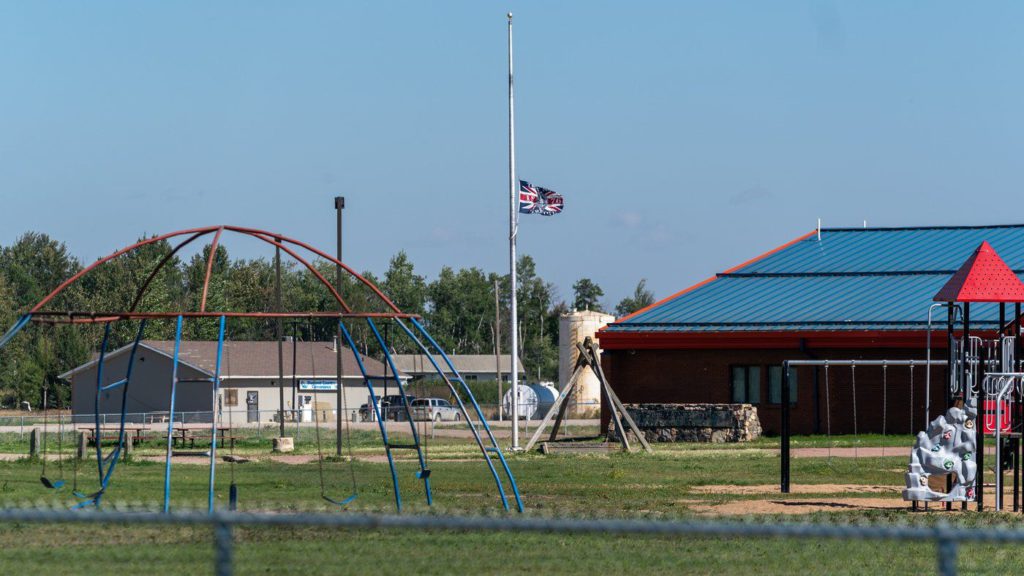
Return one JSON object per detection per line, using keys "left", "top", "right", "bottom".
{"left": 597, "top": 224, "right": 1024, "bottom": 435}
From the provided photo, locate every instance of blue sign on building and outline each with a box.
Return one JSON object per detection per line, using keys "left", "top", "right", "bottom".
{"left": 299, "top": 379, "right": 337, "bottom": 391}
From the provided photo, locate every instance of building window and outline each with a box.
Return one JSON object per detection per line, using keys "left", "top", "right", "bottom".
{"left": 768, "top": 366, "right": 798, "bottom": 405}
{"left": 224, "top": 389, "right": 238, "bottom": 407}
{"left": 731, "top": 366, "right": 760, "bottom": 404}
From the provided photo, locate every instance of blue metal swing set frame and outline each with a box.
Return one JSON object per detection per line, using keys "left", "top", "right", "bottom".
{"left": 0, "top": 225, "right": 523, "bottom": 514}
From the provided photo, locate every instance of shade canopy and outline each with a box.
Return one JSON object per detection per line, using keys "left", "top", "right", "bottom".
{"left": 933, "top": 241, "right": 1024, "bottom": 303}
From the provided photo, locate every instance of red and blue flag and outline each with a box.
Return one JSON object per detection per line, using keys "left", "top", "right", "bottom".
{"left": 519, "top": 180, "right": 563, "bottom": 216}
{"left": 519, "top": 180, "right": 539, "bottom": 214}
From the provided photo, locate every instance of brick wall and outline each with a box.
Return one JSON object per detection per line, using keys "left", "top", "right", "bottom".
{"left": 601, "top": 347, "right": 949, "bottom": 435}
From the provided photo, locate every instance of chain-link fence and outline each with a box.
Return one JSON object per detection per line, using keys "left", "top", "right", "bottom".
{"left": 0, "top": 401, "right": 601, "bottom": 429}
{"left": 0, "top": 507, "right": 1002, "bottom": 576}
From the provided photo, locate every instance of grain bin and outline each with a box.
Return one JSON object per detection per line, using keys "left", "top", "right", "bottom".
{"left": 502, "top": 383, "right": 558, "bottom": 420}
{"left": 558, "top": 310, "right": 615, "bottom": 417}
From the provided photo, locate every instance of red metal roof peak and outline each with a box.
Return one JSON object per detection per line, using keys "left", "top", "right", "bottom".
{"left": 933, "top": 241, "right": 1024, "bottom": 303}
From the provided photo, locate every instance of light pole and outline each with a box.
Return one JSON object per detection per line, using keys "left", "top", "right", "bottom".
{"left": 335, "top": 196, "right": 345, "bottom": 456}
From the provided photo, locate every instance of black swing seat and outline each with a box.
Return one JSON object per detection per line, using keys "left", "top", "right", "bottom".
{"left": 386, "top": 443, "right": 419, "bottom": 450}
{"left": 39, "top": 476, "right": 64, "bottom": 490}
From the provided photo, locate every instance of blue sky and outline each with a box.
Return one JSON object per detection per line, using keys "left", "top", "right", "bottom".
{"left": 3, "top": 2, "right": 1024, "bottom": 310}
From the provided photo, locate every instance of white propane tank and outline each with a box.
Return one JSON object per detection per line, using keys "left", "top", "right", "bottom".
{"left": 502, "top": 383, "right": 559, "bottom": 420}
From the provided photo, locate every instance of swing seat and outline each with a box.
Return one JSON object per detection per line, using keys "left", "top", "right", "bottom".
{"left": 70, "top": 490, "right": 103, "bottom": 510}
{"left": 322, "top": 493, "right": 358, "bottom": 507}
{"left": 416, "top": 469, "right": 432, "bottom": 479}
{"left": 40, "top": 477, "right": 64, "bottom": 490}
{"left": 71, "top": 498, "right": 98, "bottom": 510}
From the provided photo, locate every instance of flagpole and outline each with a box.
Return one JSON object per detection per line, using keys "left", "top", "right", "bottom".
{"left": 507, "top": 12, "right": 521, "bottom": 451}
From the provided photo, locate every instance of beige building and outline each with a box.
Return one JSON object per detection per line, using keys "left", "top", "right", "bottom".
{"left": 60, "top": 340, "right": 389, "bottom": 424}
{"left": 391, "top": 354, "right": 524, "bottom": 382}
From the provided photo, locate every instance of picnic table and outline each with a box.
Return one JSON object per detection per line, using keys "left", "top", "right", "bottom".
{"left": 167, "top": 425, "right": 236, "bottom": 449}
{"left": 80, "top": 425, "right": 149, "bottom": 446}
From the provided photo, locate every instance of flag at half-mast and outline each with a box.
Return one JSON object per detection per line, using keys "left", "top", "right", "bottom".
{"left": 519, "top": 180, "right": 564, "bottom": 216}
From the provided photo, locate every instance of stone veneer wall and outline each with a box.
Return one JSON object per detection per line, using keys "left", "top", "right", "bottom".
{"left": 608, "top": 403, "right": 762, "bottom": 443}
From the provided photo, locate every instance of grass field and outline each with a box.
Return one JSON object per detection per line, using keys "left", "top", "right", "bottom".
{"left": 2, "top": 431, "right": 1023, "bottom": 574}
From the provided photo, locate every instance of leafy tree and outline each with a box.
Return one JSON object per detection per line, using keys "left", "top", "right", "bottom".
{"left": 224, "top": 257, "right": 276, "bottom": 341}
{"left": 381, "top": 251, "right": 427, "bottom": 316}
{"left": 427, "top": 266, "right": 496, "bottom": 355}
{"left": 572, "top": 278, "right": 605, "bottom": 312}
{"left": 0, "top": 234, "right": 85, "bottom": 406}
{"left": 0, "top": 272, "right": 13, "bottom": 329}
{"left": 182, "top": 245, "right": 230, "bottom": 340}
{"left": 615, "top": 279, "right": 656, "bottom": 317}
{"left": 513, "top": 256, "right": 558, "bottom": 380}
{"left": 78, "top": 236, "right": 185, "bottom": 345}
{"left": 0, "top": 231, "right": 576, "bottom": 402}
{"left": 0, "top": 232, "right": 82, "bottom": 311}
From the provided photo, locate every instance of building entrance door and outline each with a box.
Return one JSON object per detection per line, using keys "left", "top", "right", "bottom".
{"left": 246, "top": 391, "right": 259, "bottom": 423}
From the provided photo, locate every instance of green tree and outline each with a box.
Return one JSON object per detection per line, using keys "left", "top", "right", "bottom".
{"left": 78, "top": 236, "right": 185, "bottom": 345}
{"left": 0, "top": 234, "right": 87, "bottom": 406}
{"left": 381, "top": 251, "right": 427, "bottom": 316}
{"left": 615, "top": 279, "right": 655, "bottom": 317}
{"left": 0, "top": 271, "right": 13, "bottom": 329}
{"left": 182, "top": 245, "right": 230, "bottom": 340}
{"left": 572, "top": 278, "right": 605, "bottom": 312}
{"left": 224, "top": 257, "right": 276, "bottom": 341}
{"left": 514, "top": 256, "right": 558, "bottom": 380}
{"left": 426, "top": 266, "right": 496, "bottom": 355}
{"left": 0, "top": 232, "right": 82, "bottom": 311}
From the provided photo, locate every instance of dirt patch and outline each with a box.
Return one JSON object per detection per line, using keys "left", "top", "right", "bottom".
{"left": 791, "top": 447, "right": 906, "bottom": 458}
{"left": 267, "top": 454, "right": 318, "bottom": 465}
{"left": 692, "top": 484, "right": 900, "bottom": 496}
{"left": 689, "top": 497, "right": 906, "bottom": 515}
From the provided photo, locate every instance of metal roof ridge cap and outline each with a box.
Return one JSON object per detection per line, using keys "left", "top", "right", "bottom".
{"left": 717, "top": 271, "right": 967, "bottom": 278}
{"left": 820, "top": 223, "right": 1024, "bottom": 232}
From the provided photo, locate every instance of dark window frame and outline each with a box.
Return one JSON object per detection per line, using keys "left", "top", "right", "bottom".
{"left": 767, "top": 365, "right": 798, "bottom": 406}
{"left": 730, "top": 365, "right": 761, "bottom": 405}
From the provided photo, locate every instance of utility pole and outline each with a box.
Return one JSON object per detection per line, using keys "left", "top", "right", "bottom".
{"left": 494, "top": 278, "right": 502, "bottom": 421}
{"left": 275, "top": 243, "right": 285, "bottom": 438}
{"left": 335, "top": 196, "right": 345, "bottom": 456}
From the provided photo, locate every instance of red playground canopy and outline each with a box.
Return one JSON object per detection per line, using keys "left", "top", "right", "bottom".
{"left": 933, "top": 241, "right": 1024, "bottom": 303}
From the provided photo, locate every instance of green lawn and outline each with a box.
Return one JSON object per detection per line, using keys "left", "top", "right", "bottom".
{"left": 2, "top": 436, "right": 1024, "bottom": 574}
{"left": 6, "top": 523, "right": 1024, "bottom": 576}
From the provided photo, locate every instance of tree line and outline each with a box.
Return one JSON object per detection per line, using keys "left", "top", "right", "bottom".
{"left": 0, "top": 232, "right": 654, "bottom": 406}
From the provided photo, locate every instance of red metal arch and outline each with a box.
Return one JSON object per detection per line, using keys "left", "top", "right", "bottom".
{"left": 28, "top": 225, "right": 403, "bottom": 318}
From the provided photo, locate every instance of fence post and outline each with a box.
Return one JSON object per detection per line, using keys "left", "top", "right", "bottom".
{"left": 937, "top": 535, "right": 958, "bottom": 576}
{"left": 29, "top": 428, "right": 39, "bottom": 458}
{"left": 214, "top": 520, "right": 234, "bottom": 576}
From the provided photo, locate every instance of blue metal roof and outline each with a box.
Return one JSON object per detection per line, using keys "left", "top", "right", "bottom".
{"left": 607, "top": 225, "right": 1024, "bottom": 333}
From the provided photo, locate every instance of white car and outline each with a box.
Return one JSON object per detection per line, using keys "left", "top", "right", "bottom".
{"left": 409, "top": 398, "right": 461, "bottom": 422}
